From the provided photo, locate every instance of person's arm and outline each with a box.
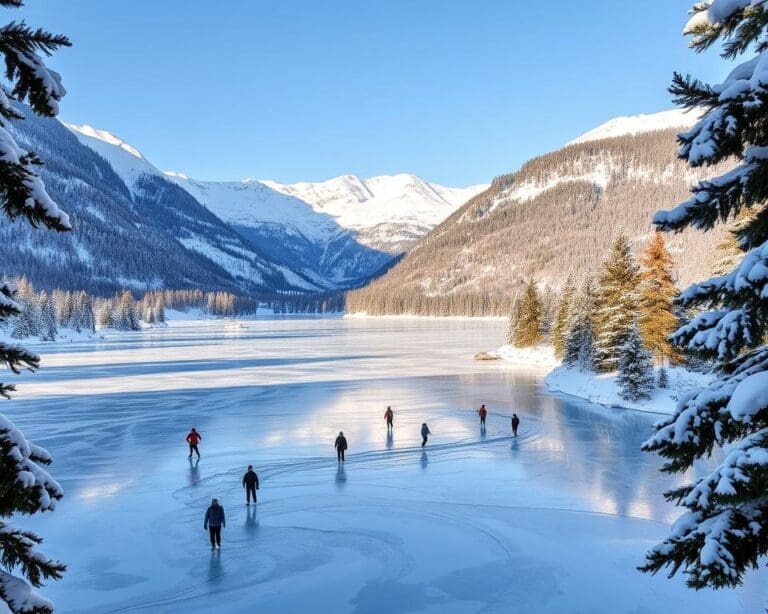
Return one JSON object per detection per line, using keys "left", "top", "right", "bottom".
{"left": 255, "top": 473, "right": 259, "bottom": 489}
{"left": 221, "top": 508, "right": 226, "bottom": 528}
{"left": 204, "top": 509, "right": 209, "bottom": 530}
{"left": 242, "top": 474, "right": 246, "bottom": 487}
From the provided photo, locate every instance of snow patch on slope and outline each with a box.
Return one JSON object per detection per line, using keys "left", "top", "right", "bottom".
{"left": 568, "top": 109, "right": 702, "bottom": 146}
{"left": 66, "top": 123, "right": 160, "bottom": 191}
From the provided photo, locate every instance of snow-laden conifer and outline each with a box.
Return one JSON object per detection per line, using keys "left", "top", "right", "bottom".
{"left": 0, "top": 3, "right": 69, "bottom": 610}
{"left": 641, "top": 0, "right": 768, "bottom": 593}
{"left": 616, "top": 324, "right": 655, "bottom": 401}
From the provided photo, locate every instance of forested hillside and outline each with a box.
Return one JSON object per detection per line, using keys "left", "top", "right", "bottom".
{"left": 3, "top": 108, "right": 319, "bottom": 296}
{"left": 347, "top": 123, "right": 726, "bottom": 316}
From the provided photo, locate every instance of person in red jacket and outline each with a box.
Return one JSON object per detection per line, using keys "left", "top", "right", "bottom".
{"left": 478, "top": 404, "right": 488, "bottom": 427}
{"left": 186, "top": 428, "right": 202, "bottom": 459}
{"left": 384, "top": 406, "right": 394, "bottom": 430}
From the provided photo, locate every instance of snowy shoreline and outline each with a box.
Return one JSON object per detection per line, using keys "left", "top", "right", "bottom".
{"left": 493, "top": 343, "right": 711, "bottom": 415}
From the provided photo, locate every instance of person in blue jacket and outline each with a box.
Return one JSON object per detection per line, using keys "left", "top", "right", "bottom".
{"left": 204, "top": 498, "right": 226, "bottom": 550}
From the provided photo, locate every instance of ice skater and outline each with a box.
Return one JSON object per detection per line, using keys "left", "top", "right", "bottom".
{"left": 186, "top": 428, "right": 202, "bottom": 459}
{"left": 512, "top": 413, "right": 520, "bottom": 437}
{"left": 384, "top": 406, "right": 394, "bottom": 430}
{"left": 335, "top": 431, "right": 348, "bottom": 462}
{"left": 204, "top": 498, "right": 225, "bottom": 550}
{"left": 421, "top": 422, "right": 431, "bottom": 448}
{"left": 478, "top": 404, "right": 487, "bottom": 427}
{"left": 242, "top": 465, "right": 260, "bottom": 505}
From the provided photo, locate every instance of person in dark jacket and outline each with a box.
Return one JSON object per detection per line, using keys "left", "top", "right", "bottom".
{"left": 384, "top": 406, "right": 394, "bottom": 430}
{"left": 335, "top": 432, "right": 348, "bottom": 462}
{"left": 478, "top": 404, "right": 488, "bottom": 426}
{"left": 512, "top": 413, "right": 520, "bottom": 437}
{"left": 421, "top": 422, "right": 431, "bottom": 448}
{"left": 242, "top": 465, "right": 259, "bottom": 505}
{"left": 204, "top": 498, "right": 225, "bottom": 550}
{"left": 186, "top": 428, "right": 202, "bottom": 459}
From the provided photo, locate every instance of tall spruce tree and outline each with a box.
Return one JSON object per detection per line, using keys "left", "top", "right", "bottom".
{"left": 512, "top": 280, "right": 542, "bottom": 348}
{"left": 0, "top": 4, "right": 70, "bottom": 612}
{"left": 594, "top": 233, "right": 640, "bottom": 372}
{"left": 563, "top": 276, "right": 597, "bottom": 371}
{"left": 641, "top": 0, "right": 768, "bottom": 593}
{"left": 638, "top": 232, "right": 682, "bottom": 364}
{"left": 505, "top": 296, "right": 519, "bottom": 345}
{"left": 616, "top": 324, "right": 655, "bottom": 402}
{"left": 552, "top": 275, "right": 575, "bottom": 360}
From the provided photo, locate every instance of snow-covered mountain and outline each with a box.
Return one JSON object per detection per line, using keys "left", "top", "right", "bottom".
{"left": 348, "top": 109, "right": 726, "bottom": 316}
{"left": 65, "top": 122, "right": 485, "bottom": 289}
{"left": 0, "top": 109, "right": 324, "bottom": 296}
{"left": 163, "top": 171, "right": 484, "bottom": 287}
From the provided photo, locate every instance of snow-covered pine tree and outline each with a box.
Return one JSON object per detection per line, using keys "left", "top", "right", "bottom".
{"left": 657, "top": 363, "right": 669, "bottom": 389}
{"left": 154, "top": 295, "right": 165, "bottom": 323}
{"left": 616, "top": 323, "right": 654, "bottom": 401}
{"left": 563, "top": 277, "right": 597, "bottom": 371}
{"left": 638, "top": 232, "right": 682, "bottom": 364}
{"left": 594, "top": 233, "right": 640, "bottom": 372}
{"left": 97, "top": 300, "right": 114, "bottom": 329}
{"left": 641, "top": 0, "right": 768, "bottom": 592}
{"left": 552, "top": 275, "right": 575, "bottom": 359}
{"left": 0, "top": 4, "right": 70, "bottom": 611}
{"left": 10, "top": 280, "right": 39, "bottom": 339}
{"left": 38, "top": 292, "right": 56, "bottom": 342}
{"left": 512, "top": 280, "right": 542, "bottom": 347}
{"left": 115, "top": 290, "right": 139, "bottom": 331}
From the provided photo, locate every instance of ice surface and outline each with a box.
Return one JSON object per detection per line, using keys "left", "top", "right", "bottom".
{"left": 10, "top": 318, "right": 767, "bottom": 613}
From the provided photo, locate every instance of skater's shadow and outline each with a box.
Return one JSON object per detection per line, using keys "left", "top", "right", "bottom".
{"left": 335, "top": 464, "right": 347, "bottom": 489}
{"left": 245, "top": 505, "right": 259, "bottom": 534}
{"left": 188, "top": 458, "right": 200, "bottom": 487}
{"left": 208, "top": 551, "right": 223, "bottom": 585}
{"left": 386, "top": 431, "right": 393, "bottom": 449}
{"left": 480, "top": 425, "right": 487, "bottom": 440}
{"left": 420, "top": 451, "right": 428, "bottom": 471}
{"left": 510, "top": 437, "right": 519, "bottom": 457}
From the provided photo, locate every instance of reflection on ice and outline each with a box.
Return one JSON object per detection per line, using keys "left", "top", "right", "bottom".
{"left": 12, "top": 318, "right": 767, "bottom": 613}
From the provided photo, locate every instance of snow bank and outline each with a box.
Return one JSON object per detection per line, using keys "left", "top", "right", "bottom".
{"left": 491, "top": 344, "right": 559, "bottom": 371}
{"left": 545, "top": 364, "right": 712, "bottom": 415}
{"left": 494, "top": 343, "right": 712, "bottom": 414}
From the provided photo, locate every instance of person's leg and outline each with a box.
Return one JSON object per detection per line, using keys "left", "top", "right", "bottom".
{"left": 248, "top": 485, "right": 256, "bottom": 503}
{"left": 209, "top": 527, "right": 216, "bottom": 548}
{"left": 341, "top": 449, "right": 345, "bottom": 462}
{"left": 195, "top": 445, "right": 201, "bottom": 459}
{"left": 422, "top": 436, "right": 426, "bottom": 447}
{"left": 215, "top": 526, "right": 221, "bottom": 547}
{"left": 188, "top": 444, "right": 193, "bottom": 458}
{"left": 337, "top": 448, "right": 341, "bottom": 462}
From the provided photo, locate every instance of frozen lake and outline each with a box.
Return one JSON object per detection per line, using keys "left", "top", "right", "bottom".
{"left": 10, "top": 317, "right": 767, "bottom": 613}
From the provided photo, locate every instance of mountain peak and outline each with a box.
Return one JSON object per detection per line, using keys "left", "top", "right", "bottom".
{"left": 66, "top": 123, "right": 145, "bottom": 160}
{"left": 567, "top": 108, "right": 702, "bottom": 146}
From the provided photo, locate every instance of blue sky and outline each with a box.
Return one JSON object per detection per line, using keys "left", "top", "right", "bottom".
{"left": 17, "top": 1, "right": 726, "bottom": 186}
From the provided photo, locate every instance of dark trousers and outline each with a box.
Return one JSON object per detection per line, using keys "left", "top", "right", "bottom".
{"left": 387, "top": 419, "right": 393, "bottom": 429}
{"left": 246, "top": 484, "right": 257, "bottom": 504}
{"left": 512, "top": 425, "right": 518, "bottom": 436}
{"left": 421, "top": 435, "right": 428, "bottom": 447}
{"left": 209, "top": 526, "right": 221, "bottom": 546}
{"left": 480, "top": 416, "right": 486, "bottom": 425}
{"left": 188, "top": 444, "right": 200, "bottom": 458}
{"left": 337, "top": 448, "right": 345, "bottom": 461}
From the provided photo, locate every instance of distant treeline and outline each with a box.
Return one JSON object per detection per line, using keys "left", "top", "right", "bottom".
{"left": 3, "top": 280, "right": 345, "bottom": 340}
